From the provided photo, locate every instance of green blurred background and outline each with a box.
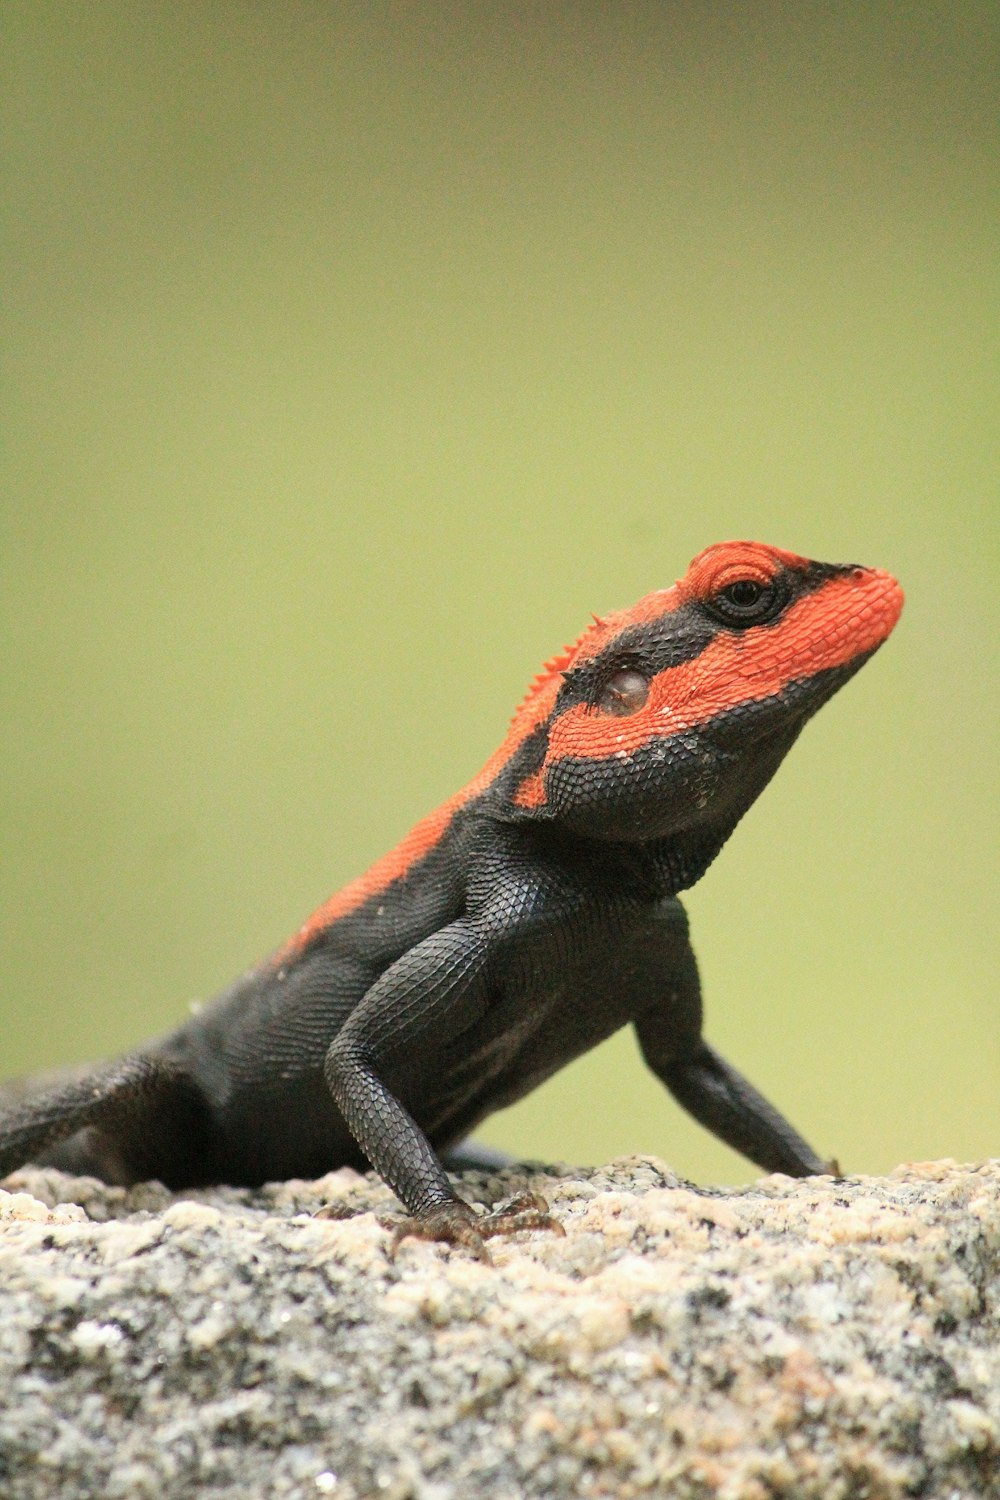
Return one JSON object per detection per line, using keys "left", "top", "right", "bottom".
{"left": 2, "top": 3, "right": 997, "bottom": 1185}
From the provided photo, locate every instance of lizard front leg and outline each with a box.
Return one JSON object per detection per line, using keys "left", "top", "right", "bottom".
{"left": 322, "top": 918, "right": 559, "bottom": 1259}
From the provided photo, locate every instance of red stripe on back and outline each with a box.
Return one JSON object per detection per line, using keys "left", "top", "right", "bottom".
{"left": 278, "top": 582, "right": 692, "bottom": 955}
{"left": 275, "top": 650, "right": 569, "bottom": 959}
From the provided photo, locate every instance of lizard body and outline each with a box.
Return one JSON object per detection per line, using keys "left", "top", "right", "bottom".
{"left": 0, "top": 541, "right": 903, "bottom": 1253}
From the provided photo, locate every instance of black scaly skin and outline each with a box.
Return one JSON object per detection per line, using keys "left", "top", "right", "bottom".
{"left": 0, "top": 543, "right": 904, "bottom": 1256}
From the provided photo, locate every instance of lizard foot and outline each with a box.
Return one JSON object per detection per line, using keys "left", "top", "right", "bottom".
{"left": 388, "top": 1191, "right": 564, "bottom": 1263}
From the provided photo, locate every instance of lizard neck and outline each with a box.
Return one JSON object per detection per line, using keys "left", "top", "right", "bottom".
{"left": 649, "top": 822, "right": 737, "bottom": 895}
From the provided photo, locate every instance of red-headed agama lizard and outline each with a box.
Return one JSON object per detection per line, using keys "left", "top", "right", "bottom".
{"left": 0, "top": 541, "right": 903, "bottom": 1257}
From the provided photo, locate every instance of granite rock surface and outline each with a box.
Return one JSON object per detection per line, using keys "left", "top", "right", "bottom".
{"left": 0, "top": 1157, "right": 997, "bottom": 1500}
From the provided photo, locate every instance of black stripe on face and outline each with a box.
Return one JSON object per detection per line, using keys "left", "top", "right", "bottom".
{"left": 789, "top": 559, "right": 861, "bottom": 593}
{"left": 556, "top": 603, "right": 720, "bottom": 714}
{"left": 555, "top": 559, "right": 852, "bottom": 717}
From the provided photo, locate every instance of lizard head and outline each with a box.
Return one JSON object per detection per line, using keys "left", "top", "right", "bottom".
{"left": 506, "top": 541, "right": 903, "bottom": 850}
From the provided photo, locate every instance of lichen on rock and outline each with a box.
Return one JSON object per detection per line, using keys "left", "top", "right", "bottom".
{"left": 0, "top": 1157, "right": 997, "bottom": 1499}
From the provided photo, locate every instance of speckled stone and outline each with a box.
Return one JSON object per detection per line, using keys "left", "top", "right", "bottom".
{"left": 0, "top": 1157, "right": 997, "bottom": 1499}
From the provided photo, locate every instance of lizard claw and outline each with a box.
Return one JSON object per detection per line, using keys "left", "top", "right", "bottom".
{"left": 387, "top": 1190, "right": 564, "bottom": 1261}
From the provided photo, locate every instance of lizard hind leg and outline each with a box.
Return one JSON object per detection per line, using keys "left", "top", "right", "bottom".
{"left": 0, "top": 1054, "right": 215, "bottom": 1189}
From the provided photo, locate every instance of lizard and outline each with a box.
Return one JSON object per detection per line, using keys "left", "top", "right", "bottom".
{"left": 0, "top": 541, "right": 903, "bottom": 1257}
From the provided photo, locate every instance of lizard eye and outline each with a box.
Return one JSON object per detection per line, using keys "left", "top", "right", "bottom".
{"left": 725, "top": 579, "right": 763, "bottom": 608}
{"left": 595, "top": 667, "right": 649, "bottom": 716}
{"left": 706, "top": 575, "right": 788, "bottom": 627}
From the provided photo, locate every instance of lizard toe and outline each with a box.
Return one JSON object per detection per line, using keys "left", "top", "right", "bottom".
{"left": 478, "top": 1189, "right": 566, "bottom": 1239}
{"left": 387, "top": 1191, "right": 565, "bottom": 1260}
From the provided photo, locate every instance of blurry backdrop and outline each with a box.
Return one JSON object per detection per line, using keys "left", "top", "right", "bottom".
{"left": 2, "top": 3, "right": 997, "bottom": 1183}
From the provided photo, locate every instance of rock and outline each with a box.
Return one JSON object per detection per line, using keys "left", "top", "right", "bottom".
{"left": 0, "top": 1157, "right": 997, "bottom": 1499}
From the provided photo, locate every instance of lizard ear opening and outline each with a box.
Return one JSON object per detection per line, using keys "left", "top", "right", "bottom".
{"left": 594, "top": 668, "right": 650, "bottom": 717}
